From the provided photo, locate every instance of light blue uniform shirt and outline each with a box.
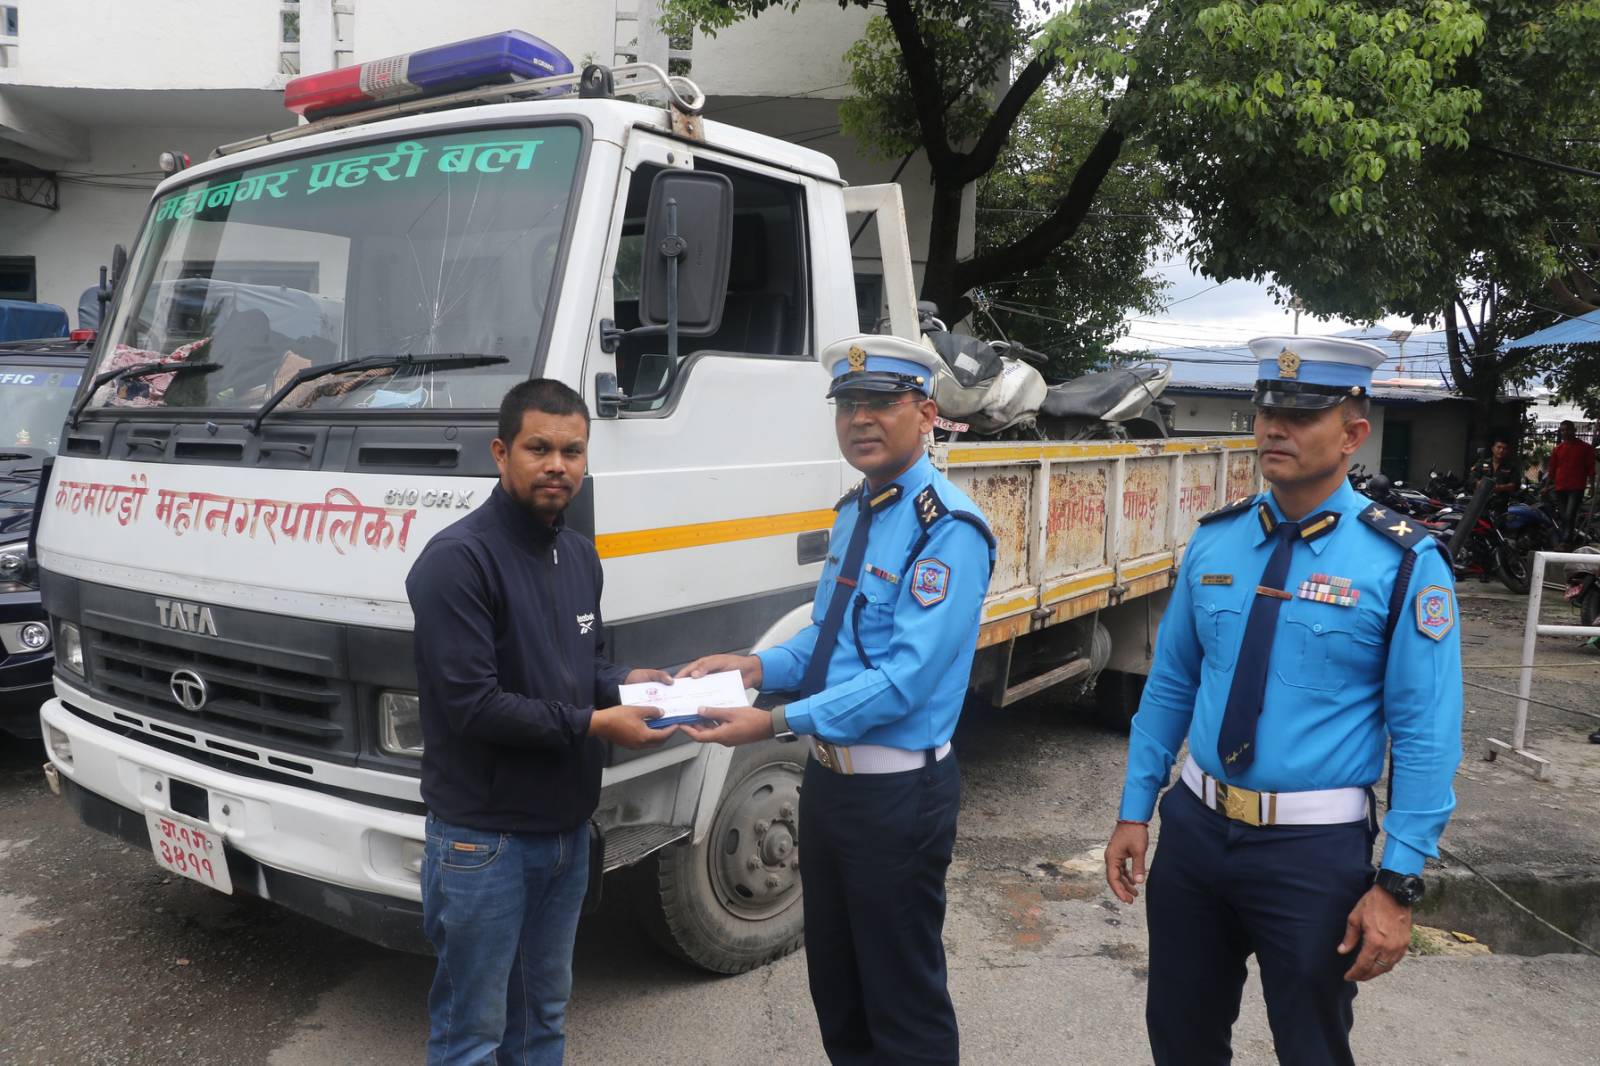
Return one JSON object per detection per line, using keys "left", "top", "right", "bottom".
{"left": 1118, "top": 480, "right": 1464, "bottom": 875}
{"left": 758, "top": 453, "right": 996, "bottom": 749}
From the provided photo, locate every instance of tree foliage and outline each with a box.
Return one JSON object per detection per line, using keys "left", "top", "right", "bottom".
{"left": 666, "top": 0, "right": 1600, "bottom": 413}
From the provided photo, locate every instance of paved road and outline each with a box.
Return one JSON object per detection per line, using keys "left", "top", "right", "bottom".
{"left": 5, "top": 593, "right": 1599, "bottom": 1064}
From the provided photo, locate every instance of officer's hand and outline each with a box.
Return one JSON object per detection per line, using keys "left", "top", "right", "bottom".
{"left": 1104, "top": 822, "right": 1149, "bottom": 904}
{"left": 589, "top": 705, "right": 676, "bottom": 749}
{"left": 680, "top": 705, "right": 774, "bottom": 747}
{"left": 675, "top": 654, "right": 763, "bottom": 690}
{"left": 624, "top": 668, "right": 675, "bottom": 686}
{"left": 1337, "top": 885, "right": 1412, "bottom": 981}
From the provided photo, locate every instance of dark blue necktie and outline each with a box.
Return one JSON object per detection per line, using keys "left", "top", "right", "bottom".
{"left": 800, "top": 490, "right": 874, "bottom": 697}
{"left": 1215, "top": 517, "right": 1302, "bottom": 774}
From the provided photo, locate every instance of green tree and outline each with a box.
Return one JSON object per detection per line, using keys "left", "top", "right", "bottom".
{"left": 664, "top": 0, "right": 1489, "bottom": 323}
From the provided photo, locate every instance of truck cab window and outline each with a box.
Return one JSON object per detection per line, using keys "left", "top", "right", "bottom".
{"left": 613, "top": 159, "right": 808, "bottom": 410}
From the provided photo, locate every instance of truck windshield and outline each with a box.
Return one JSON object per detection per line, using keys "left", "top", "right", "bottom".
{"left": 0, "top": 365, "right": 81, "bottom": 453}
{"left": 86, "top": 123, "right": 582, "bottom": 415}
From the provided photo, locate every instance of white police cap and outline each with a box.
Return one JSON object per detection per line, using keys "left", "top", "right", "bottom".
{"left": 1248, "top": 335, "right": 1385, "bottom": 410}
{"left": 819, "top": 334, "right": 939, "bottom": 398}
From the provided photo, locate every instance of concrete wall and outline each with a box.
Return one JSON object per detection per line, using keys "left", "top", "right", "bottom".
{"left": 1168, "top": 391, "right": 1388, "bottom": 476}
{"left": 1384, "top": 403, "right": 1472, "bottom": 483}
{"left": 0, "top": 0, "right": 280, "bottom": 90}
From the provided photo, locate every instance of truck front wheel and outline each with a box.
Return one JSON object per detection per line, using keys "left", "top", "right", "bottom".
{"left": 637, "top": 741, "right": 806, "bottom": 974}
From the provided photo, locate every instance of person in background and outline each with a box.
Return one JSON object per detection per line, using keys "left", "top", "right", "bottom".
{"left": 1548, "top": 420, "right": 1596, "bottom": 545}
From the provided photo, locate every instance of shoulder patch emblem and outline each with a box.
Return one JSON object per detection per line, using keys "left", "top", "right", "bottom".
{"left": 911, "top": 558, "right": 951, "bottom": 607}
{"left": 1415, "top": 584, "right": 1454, "bottom": 640}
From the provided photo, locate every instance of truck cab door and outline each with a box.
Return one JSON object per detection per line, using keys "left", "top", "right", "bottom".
{"left": 582, "top": 131, "right": 843, "bottom": 669}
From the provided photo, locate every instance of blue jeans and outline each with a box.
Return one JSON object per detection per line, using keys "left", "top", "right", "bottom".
{"left": 422, "top": 814, "right": 590, "bottom": 1066}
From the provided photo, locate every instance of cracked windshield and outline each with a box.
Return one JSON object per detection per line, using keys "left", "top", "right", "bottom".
{"left": 87, "top": 123, "right": 581, "bottom": 414}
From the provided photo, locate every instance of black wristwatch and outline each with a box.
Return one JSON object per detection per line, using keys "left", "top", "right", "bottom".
{"left": 1374, "top": 868, "right": 1425, "bottom": 906}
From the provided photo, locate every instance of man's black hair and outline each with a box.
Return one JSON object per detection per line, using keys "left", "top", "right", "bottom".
{"left": 497, "top": 378, "right": 589, "bottom": 443}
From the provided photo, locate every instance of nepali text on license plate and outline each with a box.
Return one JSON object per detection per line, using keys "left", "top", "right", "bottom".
{"left": 144, "top": 809, "right": 233, "bottom": 895}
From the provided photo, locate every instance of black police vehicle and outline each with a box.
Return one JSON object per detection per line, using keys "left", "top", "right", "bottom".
{"left": 0, "top": 337, "right": 90, "bottom": 737}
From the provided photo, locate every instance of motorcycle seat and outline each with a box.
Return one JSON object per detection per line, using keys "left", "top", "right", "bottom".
{"left": 1041, "top": 367, "right": 1162, "bottom": 420}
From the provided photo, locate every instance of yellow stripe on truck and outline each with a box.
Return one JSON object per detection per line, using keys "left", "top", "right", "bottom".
{"left": 595, "top": 508, "right": 837, "bottom": 559}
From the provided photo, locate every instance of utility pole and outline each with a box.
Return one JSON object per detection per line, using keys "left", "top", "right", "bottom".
{"left": 1291, "top": 296, "right": 1305, "bottom": 335}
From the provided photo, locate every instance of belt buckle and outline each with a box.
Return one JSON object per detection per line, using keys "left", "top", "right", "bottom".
{"left": 814, "top": 741, "right": 851, "bottom": 775}
{"left": 1219, "top": 783, "right": 1262, "bottom": 827}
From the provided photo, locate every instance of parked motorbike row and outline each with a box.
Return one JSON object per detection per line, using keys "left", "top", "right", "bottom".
{"left": 1349, "top": 464, "right": 1594, "bottom": 603}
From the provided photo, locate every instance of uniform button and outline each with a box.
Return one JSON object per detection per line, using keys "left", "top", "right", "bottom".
{"left": 1313, "top": 623, "right": 1323, "bottom": 634}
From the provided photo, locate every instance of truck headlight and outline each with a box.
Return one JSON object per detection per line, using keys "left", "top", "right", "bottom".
{"left": 0, "top": 545, "right": 28, "bottom": 593}
{"left": 57, "top": 622, "right": 84, "bottom": 676}
{"left": 378, "top": 690, "right": 423, "bottom": 757}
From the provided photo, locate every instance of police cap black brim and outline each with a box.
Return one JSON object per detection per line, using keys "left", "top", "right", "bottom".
{"left": 825, "top": 371, "right": 927, "bottom": 399}
{"left": 1252, "top": 380, "right": 1366, "bottom": 411}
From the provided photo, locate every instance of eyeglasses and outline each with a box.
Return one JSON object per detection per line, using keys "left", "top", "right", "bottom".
{"left": 832, "top": 395, "right": 918, "bottom": 417}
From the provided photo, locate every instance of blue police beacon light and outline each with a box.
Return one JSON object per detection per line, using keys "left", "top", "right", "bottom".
{"left": 284, "top": 30, "right": 574, "bottom": 120}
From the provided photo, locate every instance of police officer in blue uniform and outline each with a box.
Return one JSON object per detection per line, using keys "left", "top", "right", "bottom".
{"left": 1104, "top": 336, "right": 1463, "bottom": 1066}
{"left": 679, "top": 334, "right": 996, "bottom": 1066}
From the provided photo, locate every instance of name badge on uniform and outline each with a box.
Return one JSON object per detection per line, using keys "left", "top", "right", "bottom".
{"left": 1296, "top": 573, "right": 1359, "bottom": 607}
{"left": 1200, "top": 574, "right": 1233, "bottom": 586}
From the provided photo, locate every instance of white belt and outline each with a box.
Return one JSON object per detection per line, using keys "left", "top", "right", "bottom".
{"left": 1180, "top": 756, "right": 1369, "bottom": 827}
{"left": 810, "top": 739, "right": 952, "bottom": 775}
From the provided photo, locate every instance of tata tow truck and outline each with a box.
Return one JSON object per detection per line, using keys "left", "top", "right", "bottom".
{"left": 35, "top": 31, "right": 1257, "bottom": 971}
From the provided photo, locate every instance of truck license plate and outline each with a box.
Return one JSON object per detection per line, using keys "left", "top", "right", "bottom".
{"left": 144, "top": 809, "right": 233, "bottom": 895}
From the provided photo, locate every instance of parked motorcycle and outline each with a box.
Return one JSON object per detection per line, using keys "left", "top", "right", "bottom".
{"left": 1564, "top": 547, "right": 1600, "bottom": 629}
{"left": 914, "top": 305, "right": 1172, "bottom": 441}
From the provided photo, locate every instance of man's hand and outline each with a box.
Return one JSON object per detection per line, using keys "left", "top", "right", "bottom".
{"left": 1337, "top": 884, "right": 1413, "bottom": 981}
{"left": 676, "top": 654, "right": 763, "bottom": 690}
{"left": 1104, "top": 822, "right": 1150, "bottom": 904}
{"left": 589, "top": 705, "right": 676, "bottom": 749}
{"left": 624, "top": 668, "right": 675, "bottom": 686}
{"left": 681, "top": 705, "right": 774, "bottom": 747}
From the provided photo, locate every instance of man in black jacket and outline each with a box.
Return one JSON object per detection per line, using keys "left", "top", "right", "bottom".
{"left": 406, "top": 378, "right": 674, "bottom": 1066}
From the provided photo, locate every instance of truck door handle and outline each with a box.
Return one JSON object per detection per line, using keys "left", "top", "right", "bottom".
{"left": 797, "top": 530, "right": 829, "bottom": 564}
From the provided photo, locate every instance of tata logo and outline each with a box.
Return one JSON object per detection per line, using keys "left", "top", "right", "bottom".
{"left": 156, "top": 598, "right": 219, "bottom": 637}
{"left": 169, "top": 669, "right": 209, "bottom": 712}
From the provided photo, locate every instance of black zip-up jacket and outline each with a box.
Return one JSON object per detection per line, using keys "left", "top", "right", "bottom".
{"left": 405, "top": 485, "right": 629, "bottom": 832}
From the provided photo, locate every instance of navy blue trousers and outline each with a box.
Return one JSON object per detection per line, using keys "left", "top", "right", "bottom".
{"left": 1146, "top": 784, "right": 1376, "bottom": 1066}
{"left": 799, "top": 752, "right": 961, "bottom": 1066}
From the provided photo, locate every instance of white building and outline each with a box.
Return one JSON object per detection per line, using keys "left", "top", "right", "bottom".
{"left": 0, "top": 0, "right": 965, "bottom": 323}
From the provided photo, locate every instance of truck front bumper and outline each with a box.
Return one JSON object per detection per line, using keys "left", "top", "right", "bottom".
{"left": 40, "top": 693, "right": 430, "bottom": 954}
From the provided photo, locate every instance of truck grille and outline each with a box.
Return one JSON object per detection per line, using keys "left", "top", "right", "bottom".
{"left": 86, "top": 627, "right": 347, "bottom": 746}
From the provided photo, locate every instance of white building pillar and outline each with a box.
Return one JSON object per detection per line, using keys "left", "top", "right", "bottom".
{"left": 299, "top": 0, "right": 337, "bottom": 75}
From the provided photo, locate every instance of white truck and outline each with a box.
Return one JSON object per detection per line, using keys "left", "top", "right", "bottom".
{"left": 34, "top": 34, "right": 1258, "bottom": 973}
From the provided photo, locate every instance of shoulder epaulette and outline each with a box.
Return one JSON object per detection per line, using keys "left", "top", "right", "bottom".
{"left": 834, "top": 481, "right": 864, "bottom": 512}
{"left": 1356, "top": 502, "right": 1432, "bottom": 551}
{"left": 913, "top": 484, "right": 948, "bottom": 530}
{"left": 1197, "top": 495, "right": 1257, "bottom": 526}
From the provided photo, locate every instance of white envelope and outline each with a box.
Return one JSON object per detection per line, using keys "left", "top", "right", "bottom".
{"left": 618, "top": 670, "right": 750, "bottom": 725}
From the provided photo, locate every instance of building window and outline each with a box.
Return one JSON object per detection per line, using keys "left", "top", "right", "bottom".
{"left": 0, "top": 6, "right": 19, "bottom": 69}
{"left": 0, "top": 256, "right": 38, "bottom": 303}
{"left": 1229, "top": 409, "right": 1255, "bottom": 432}
{"left": 280, "top": 1, "right": 300, "bottom": 74}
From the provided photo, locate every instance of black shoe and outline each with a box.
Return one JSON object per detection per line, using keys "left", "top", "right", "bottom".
{"left": 1590, "top": 729, "right": 1600, "bottom": 744}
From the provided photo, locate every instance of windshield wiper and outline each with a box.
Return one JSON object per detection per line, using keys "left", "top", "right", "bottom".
{"left": 69, "top": 359, "right": 222, "bottom": 428}
{"left": 247, "top": 352, "right": 510, "bottom": 434}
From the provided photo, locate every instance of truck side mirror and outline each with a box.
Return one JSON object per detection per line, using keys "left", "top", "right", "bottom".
{"left": 637, "top": 170, "right": 732, "bottom": 337}
{"left": 111, "top": 244, "right": 127, "bottom": 289}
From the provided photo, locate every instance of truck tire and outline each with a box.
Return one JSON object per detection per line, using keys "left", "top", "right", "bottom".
{"left": 1092, "top": 669, "right": 1146, "bottom": 733}
{"left": 635, "top": 740, "right": 806, "bottom": 974}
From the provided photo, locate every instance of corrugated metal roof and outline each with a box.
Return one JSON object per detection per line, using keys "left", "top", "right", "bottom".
{"left": 1503, "top": 309, "right": 1600, "bottom": 350}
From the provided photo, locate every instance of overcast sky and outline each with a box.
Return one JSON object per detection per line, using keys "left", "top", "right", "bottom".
{"left": 1114, "top": 254, "right": 1419, "bottom": 353}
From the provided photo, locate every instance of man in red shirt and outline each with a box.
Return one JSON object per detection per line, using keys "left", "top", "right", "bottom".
{"left": 1548, "top": 420, "right": 1596, "bottom": 545}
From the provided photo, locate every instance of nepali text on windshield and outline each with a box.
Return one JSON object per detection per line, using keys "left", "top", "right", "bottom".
{"left": 87, "top": 124, "right": 582, "bottom": 414}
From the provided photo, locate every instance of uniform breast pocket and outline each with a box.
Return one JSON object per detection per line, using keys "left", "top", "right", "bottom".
{"left": 851, "top": 572, "right": 900, "bottom": 662}
{"left": 1196, "top": 595, "right": 1246, "bottom": 672}
{"left": 1276, "top": 605, "right": 1358, "bottom": 693}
